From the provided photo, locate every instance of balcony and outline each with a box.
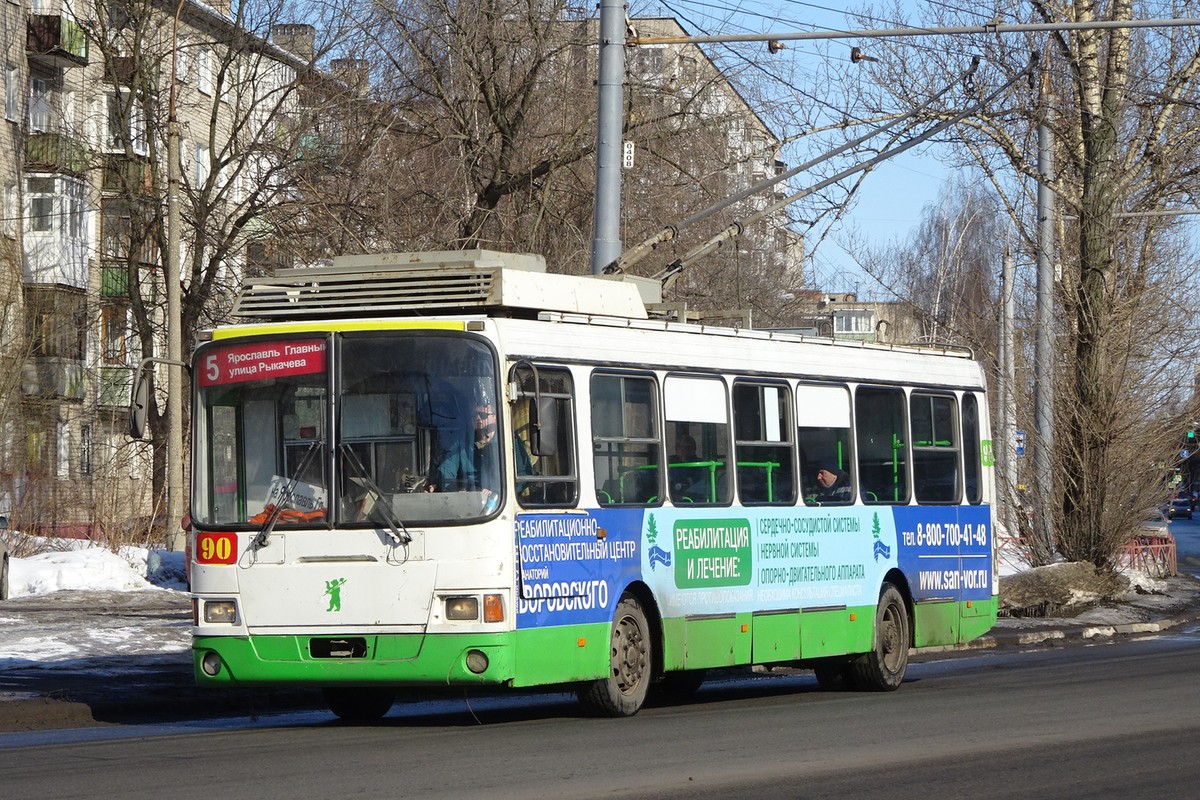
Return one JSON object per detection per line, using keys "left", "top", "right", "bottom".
{"left": 21, "top": 357, "right": 87, "bottom": 401}
{"left": 27, "top": 15, "right": 88, "bottom": 69}
{"left": 104, "top": 55, "right": 158, "bottom": 87}
{"left": 99, "top": 366, "right": 134, "bottom": 408}
{"left": 24, "top": 131, "right": 89, "bottom": 176}
{"left": 102, "top": 153, "right": 153, "bottom": 195}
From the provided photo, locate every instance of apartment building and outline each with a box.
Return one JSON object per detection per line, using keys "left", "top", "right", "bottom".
{"left": 2, "top": 0, "right": 306, "bottom": 536}
{"left": 614, "top": 17, "right": 805, "bottom": 300}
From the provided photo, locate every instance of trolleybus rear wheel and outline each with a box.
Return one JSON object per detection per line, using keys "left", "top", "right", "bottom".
{"left": 577, "top": 592, "right": 652, "bottom": 717}
{"left": 850, "top": 583, "right": 909, "bottom": 691}
{"left": 322, "top": 687, "right": 395, "bottom": 722}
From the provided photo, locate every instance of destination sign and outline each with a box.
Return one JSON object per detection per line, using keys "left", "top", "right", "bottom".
{"left": 198, "top": 340, "right": 326, "bottom": 386}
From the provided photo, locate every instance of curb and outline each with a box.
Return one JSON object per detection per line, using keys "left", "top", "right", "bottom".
{"left": 915, "top": 610, "right": 1200, "bottom": 654}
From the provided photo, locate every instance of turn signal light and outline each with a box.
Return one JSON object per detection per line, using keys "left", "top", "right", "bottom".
{"left": 484, "top": 594, "right": 504, "bottom": 623}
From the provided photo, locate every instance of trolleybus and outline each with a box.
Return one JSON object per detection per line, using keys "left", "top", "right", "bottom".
{"left": 183, "top": 250, "right": 997, "bottom": 719}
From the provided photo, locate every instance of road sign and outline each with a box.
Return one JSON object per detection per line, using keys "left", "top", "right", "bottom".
{"left": 1015, "top": 429, "right": 1026, "bottom": 457}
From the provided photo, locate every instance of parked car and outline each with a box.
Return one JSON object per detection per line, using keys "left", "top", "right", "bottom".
{"left": 1168, "top": 495, "right": 1193, "bottom": 520}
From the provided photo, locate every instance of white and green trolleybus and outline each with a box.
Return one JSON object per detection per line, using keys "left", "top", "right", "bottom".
{"left": 187, "top": 250, "right": 997, "bottom": 719}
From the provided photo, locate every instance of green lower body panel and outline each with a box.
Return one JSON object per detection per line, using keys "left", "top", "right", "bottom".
{"left": 913, "top": 596, "right": 998, "bottom": 648}
{"left": 958, "top": 596, "right": 999, "bottom": 643}
{"left": 194, "top": 624, "right": 612, "bottom": 690}
{"left": 913, "top": 600, "right": 960, "bottom": 647}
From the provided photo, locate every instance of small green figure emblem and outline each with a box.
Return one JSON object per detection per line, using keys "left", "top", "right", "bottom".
{"left": 324, "top": 578, "right": 347, "bottom": 612}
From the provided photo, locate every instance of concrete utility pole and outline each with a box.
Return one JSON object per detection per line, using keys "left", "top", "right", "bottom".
{"left": 590, "top": 0, "right": 625, "bottom": 275}
{"left": 1000, "top": 246, "right": 1017, "bottom": 536}
{"left": 1034, "top": 72, "right": 1056, "bottom": 554}
{"left": 165, "top": 0, "right": 187, "bottom": 552}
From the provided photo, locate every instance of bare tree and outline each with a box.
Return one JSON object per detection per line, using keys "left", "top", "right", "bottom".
{"left": 287, "top": 1, "right": 813, "bottom": 321}
{"left": 852, "top": 0, "right": 1200, "bottom": 567}
{"left": 87, "top": 0, "right": 337, "bottom": 510}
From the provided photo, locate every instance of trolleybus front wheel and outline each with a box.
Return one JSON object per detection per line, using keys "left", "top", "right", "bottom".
{"left": 577, "top": 592, "right": 652, "bottom": 717}
{"left": 850, "top": 582, "right": 909, "bottom": 691}
{"left": 322, "top": 687, "right": 395, "bottom": 722}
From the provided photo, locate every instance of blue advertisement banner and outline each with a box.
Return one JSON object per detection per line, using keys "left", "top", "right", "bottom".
{"left": 515, "top": 504, "right": 992, "bottom": 629}
{"left": 892, "top": 505, "right": 993, "bottom": 602}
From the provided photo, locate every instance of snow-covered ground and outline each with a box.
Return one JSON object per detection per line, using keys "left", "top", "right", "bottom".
{"left": 1, "top": 543, "right": 191, "bottom": 668}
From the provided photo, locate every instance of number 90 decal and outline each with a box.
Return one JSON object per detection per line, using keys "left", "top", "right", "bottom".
{"left": 196, "top": 531, "right": 237, "bottom": 565}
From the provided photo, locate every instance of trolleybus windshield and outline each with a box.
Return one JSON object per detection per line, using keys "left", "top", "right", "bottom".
{"left": 192, "top": 332, "right": 502, "bottom": 528}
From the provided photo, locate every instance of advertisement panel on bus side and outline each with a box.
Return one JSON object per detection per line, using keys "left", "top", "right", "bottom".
{"left": 514, "top": 505, "right": 992, "bottom": 630}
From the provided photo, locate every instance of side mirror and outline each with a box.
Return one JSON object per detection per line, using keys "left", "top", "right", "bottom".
{"left": 129, "top": 364, "right": 150, "bottom": 439}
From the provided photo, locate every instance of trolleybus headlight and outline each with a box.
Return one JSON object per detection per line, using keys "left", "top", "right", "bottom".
{"left": 204, "top": 600, "right": 238, "bottom": 624}
{"left": 445, "top": 596, "right": 479, "bottom": 620}
{"left": 201, "top": 651, "right": 223, "bottom": 677}
{"left": 465, "top": 649, "right": 489, "bottom": 674}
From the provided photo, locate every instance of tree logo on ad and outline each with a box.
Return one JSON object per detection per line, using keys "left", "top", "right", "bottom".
{"left": 324, "top": 577, "right": 347, "bottom": 612}
{"left": 646, "top": 514, "right": 672, "bottom": 570}
{"left": 872, "top": 513, "right": 891, "bottom": 561}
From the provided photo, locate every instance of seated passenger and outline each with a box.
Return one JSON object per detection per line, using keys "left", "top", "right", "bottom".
{"left": 814, "top": 464, "right": 852, "bottom": 503}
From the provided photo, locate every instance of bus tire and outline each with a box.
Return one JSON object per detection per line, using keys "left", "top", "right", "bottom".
{"left": 322, "top": 687, "right": 395, "bottom": 722}
{"left": 577, "top": 593, "right": 652, "bottom": 717}
{"left": 850, "top": 583, "right": 909, "bottom": 691}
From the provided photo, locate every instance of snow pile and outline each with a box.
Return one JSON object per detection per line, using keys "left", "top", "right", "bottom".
{"left": 7, "top": 543, "right": 186, "bottom": 598}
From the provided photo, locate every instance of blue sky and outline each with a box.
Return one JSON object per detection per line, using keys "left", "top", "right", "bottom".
{"left": 630, "top": 0, "right": 964, "bottom": 296}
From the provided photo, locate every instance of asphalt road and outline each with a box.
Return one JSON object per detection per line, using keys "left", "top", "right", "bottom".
{"left": 2, "top": 632, "right": 1199, "bottom": 799}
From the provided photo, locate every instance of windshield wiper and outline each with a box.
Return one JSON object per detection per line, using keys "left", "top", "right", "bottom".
{"left": 340, "top": 443, "right": 411, "bottom": 545}
{"left": 251, "top": 439, "right": 321, "bottom": 550}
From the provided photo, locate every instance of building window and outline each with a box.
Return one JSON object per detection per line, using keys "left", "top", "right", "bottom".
{"left": 80, "top": 424, "right": 93, "bottom": 476}
{"left": 102, "top": 197, "right": 158, "bottom": 264}
{"left": 197, "top": 47, "right": 213, "bottom": 95}
{"left": 5, "top": 66, "right": 18, "bottom": 121}
{"left": 101, "top": 304, "right": 130, "bottom": 364}
{"left": 57, "top": 421, "right": 70, "bottom": 479}
{"left": 27, "top": 176, "right": 55, "bottom": 232}
{"left": 25, "top": 286, "right": 86, "bottom": 360}
{"left": 28, "top": 76, "right": 51, "bottom": 131}
{"left": 195, "top": 143, "right": 209, "bottom": 185}
{"left": 107, "top": 90, "right": 147, "bottom": 154}
{"left": 834, "top": 310, "right": 874, "bottom": 335}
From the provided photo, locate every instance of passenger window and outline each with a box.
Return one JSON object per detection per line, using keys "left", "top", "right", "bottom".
{"left": 962, "top": 393, "right": 983, "bottom": 504}
{"left": 733, "top": 382, "right": 796, "bottom": 505}
{"left": 512, "top": 365, "right": 578, "bottom": 507}
{"left": 592, "top": 373, "right": 661, "bottom": 506}
{"left": 795, "top": 384, "right": 854, "bottom": 505}
{"left": 855, "top": 386, "right": 909, "bottom": 504}
{"left": 911, "top": 392, "right": 959, "bottom": 503}
{"left": 664, "top": 375, "right": 731, "bottom": 505}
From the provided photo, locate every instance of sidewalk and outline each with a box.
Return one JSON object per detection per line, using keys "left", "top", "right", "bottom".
{"left": 2, "top": 574, "right": 1199, "bottom": 732}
